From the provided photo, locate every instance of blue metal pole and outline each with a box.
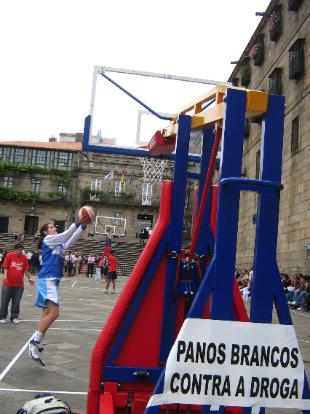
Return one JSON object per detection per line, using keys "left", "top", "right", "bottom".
{"left": 82, "top": 116, "right": 201, "bottom": 163}
{"left": 100, "top": 72, "right": 173, "bottom": 121}
{"left": 210, "top": 89, "right": 247, "bottom": 321}
{"left": 250, "top": 94, "right": 285, "bottom": 323}
{"left": 158, "top": 114, "right": 192, "bottom": 362}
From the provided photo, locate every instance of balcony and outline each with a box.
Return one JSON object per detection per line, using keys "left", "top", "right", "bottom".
{"left": 240, "top": 64, "right": 251, "bottom": 87}
{"left": 269, "top": 6, "right": 282, "bottom": 41}
{"left": 268, "top": 68, "right": 283, "bottom": 95}
{"left": 81, "top": 188, "right": 160, "bottom": 208}
{"left": 0, "top": 187, "right": 39, "bottom": 203}
{"left": 252, "top": 35, "right": 265, "bottom": 66}
{"left": 253, "top": 44, "right": 264, "bottom": 66}
{"left": 289, "top": 39, "right": 305, "bottom": 80}
{"left": 288, "top": 0, "right": 303, "bottom": 11}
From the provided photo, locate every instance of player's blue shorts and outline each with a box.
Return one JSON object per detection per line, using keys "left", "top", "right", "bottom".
{"left": 35, "top": 278, "right": 60, "bottom": 308}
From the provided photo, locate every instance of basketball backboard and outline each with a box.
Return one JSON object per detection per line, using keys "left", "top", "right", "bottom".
{"left": 94, "top": 215, "right": 126, "bottom": 237}
{"left": 83, "top": 65, "right": 230, "bottom": 160}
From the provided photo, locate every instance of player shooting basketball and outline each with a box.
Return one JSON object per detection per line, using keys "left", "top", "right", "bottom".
{"left": 28, "top": 206, "right": 95, "bottom": 365}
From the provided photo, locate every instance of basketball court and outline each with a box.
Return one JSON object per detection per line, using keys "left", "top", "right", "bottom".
{"left": 0, "top": 277, "right": 309, "bottom": 413}
{"left": 0, "top": 276, "right": 127, "bottom": 413}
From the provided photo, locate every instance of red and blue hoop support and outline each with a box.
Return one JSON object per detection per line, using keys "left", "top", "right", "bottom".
{"left": 82, "top": 75, "right": 309, "bottom": 414}
{"left": 145, "top": 90, "right": 310, "bottom": 414}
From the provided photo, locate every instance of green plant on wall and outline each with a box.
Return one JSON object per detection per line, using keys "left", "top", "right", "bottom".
{"left": 49, "top": 169, "right": 75, "bottom": 189}
{"left": 0, "top": 187, "right": 39, "bottom": 203}
{"left": 47, "top": 191, "right": 67, "bottom": 201}
{"left": 80, "top": 188, "right": 136, "bottom": 205}
{"left": 0, "top": 161, "right": 46, "bottom": 175}
{"left": 0, "top": 161, "right": 78, "bottom": 189}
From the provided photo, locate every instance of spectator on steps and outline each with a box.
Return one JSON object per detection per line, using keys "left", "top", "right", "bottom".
{"left": 87, "top": 253, "right": 95, "bottom": 277}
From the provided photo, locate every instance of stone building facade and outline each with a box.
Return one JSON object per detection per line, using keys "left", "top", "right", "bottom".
{"left": 228, "top": 0, "right": 310, "bottom": 273}
{"left": 0, "top": 135, "right": 195, "bottom": 241}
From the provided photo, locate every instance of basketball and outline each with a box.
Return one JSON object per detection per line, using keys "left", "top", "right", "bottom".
{"left": 78, "top": 205, "right": 96, "bottom": 224}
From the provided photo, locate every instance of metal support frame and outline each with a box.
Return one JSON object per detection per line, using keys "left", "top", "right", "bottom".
{"left": 94, "top": 65, "right": 232, "bottom": 88}
{"left": 85, "top": 70, "right": 307, "bottom": 413}
{"left": 82, "top": 114, "right": 200, "bottom": 163}
{"left": 145, "top": 88, "right": 310, "bottom": 414}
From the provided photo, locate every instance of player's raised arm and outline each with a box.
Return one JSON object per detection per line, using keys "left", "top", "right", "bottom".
{"left": 63, "top": 224, "right": 87, "bottom": 251}
{"left": 44, "top": 223, "right": 79, "bottom": 248}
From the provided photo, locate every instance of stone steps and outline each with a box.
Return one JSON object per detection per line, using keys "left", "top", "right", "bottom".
{"left": 0, "top": 233, "right": 145, "bottom": 278}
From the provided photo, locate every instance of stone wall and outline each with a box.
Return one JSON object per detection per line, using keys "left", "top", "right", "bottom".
{"left": 229, "top": 0, "right": 310, "bottom": 274}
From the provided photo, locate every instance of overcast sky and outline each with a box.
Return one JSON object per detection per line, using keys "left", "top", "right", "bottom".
{"left": 0, "top": 0, "right": 270, "bottom": 146}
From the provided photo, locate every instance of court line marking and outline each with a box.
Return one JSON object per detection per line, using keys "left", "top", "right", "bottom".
{"left": 0, "top": 388, "right": 87, "bottom": 395}
{"left": 291, "top": 310, "right": 310, "bottom": 318}
{"left": 0, "top": 326, "right": 103, "bottom": 382}
{"left": 49, "top": 327, "right": 101, "bottom": 332}
{"left": 20, "top": 319, "right": 103, "bottom": 323}
{"left": 0, "top": 336, "right": 32, "bottom": 382}
{"left": 71, "top": 280, "right": 78, "bottom": 288}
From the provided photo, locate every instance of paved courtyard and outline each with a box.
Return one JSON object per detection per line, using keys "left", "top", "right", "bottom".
{"left": 0, "top": 275, "right": 309, "bottom": 413}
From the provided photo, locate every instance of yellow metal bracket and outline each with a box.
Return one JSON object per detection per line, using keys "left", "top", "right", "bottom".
{"left": 163, "top": 86, "right": 269, "bottom": 139}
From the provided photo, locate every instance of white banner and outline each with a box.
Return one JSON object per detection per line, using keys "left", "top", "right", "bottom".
{"left": 147, "top": 319, "right": 310, "bottom": 412}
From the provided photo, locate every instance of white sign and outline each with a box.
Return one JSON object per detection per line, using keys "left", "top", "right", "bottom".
{"left": 147, "top": 319, "right": 310, "bottom": 412}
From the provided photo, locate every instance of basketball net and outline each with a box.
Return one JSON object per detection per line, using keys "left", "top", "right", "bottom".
{"left": 139, "top": 158, "right": 167, "bottom": 184}
{"left": 139, "top": 158, "right": 167, "bottom": 206}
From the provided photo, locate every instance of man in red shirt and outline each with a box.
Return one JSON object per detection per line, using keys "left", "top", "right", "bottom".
{"left": 105, "top": 250, "right": 117, "bottom": 294}
{"left": 0, "top": 243, "right": 33, "bottom": 324}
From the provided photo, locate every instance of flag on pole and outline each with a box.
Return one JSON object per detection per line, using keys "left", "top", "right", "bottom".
{"left": 104, "top": 170, "right": 114, "bottom": 180}
{"left": 120, "top": 172, "right": 126, "bottom": 184}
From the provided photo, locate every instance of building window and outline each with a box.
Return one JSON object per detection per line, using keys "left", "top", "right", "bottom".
{"left": 33, "top": 150, "right": 47, "bottom": 168}
{"left": 288, "top": 0, "right": 303, "bottom": 11}
{"left": 30, "top": 178, "right": 41, "bottom": 192}
{"left": 289, "top": 39, "right": 305, "bottom": 80}
{"left": 291, "top": 116, "right": 300, "bottom": 154}
{"left": 268, "top": 68, "right": 282, "bottom": 95}
{"left": 54, "top": 151, "right": 73, "bottom": 169}
{"left": 11, "top": 148, "right": 27, "bottom": 163}
{"left": 1, "top": 147, "right": 11, "bottom": 162}
{"left": 269, "top": 5, "right": 282, "bottom": 41}
{"left": 142, "top": 183, "right": 153, "bottom": 206}
{"left": 114, "top": 180, "right": 125, "bottom": 196}
{"left": 244, "top": 119, "right": 250, "bottom": 138}
{"left": 113, "top": 211, "right": 122, "bottom": 226}
{"left": 251, "top": 115, "right": 263, "bottom": 124}
{"left": 57, "top": 183, "right": 67, "bottom": 194}
{"left": 240, "top": 58, "right": 251, "bottom": 87}
{"left": 91, "top": 178, "right": 102, "bottom": 191}
{"left": 255, "top": 150, "right": 261, "bottom": 179}
{"left": 252, "top": 34, "right": 265, "bottom": 66}
{"left": 0, "top": 148, "right": 3, "bottom": 160}
{"left": 232, "top": 78, "right": 239, "bottom": 87}
{"left": 3, "top": 177, "right": 13, "bottom": 188}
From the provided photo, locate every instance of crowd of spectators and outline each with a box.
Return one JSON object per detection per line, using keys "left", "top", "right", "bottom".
{"left": 236, "top": 269, "right": 310, "bottom": 311}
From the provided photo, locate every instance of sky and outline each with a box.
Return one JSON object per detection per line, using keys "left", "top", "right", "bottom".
{"left": 0, "top": 0, "right": 270, "bottom": 147}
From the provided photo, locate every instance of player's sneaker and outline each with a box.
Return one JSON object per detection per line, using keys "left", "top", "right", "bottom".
{"left": 28, "top": 339, "right": 45, "bottom": 366}
{"left": 12, "top": 318, "right": 20, "bottom": 324}
{"left": 0, "top": 319, "right": 6, "bottom": 324}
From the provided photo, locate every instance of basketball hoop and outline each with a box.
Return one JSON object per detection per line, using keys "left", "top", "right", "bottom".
{"left": 139, "top": 158, "right": 167, "bottom": 184}
{"left": 139, "top": 158, "right": 167, "bottom": 206}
